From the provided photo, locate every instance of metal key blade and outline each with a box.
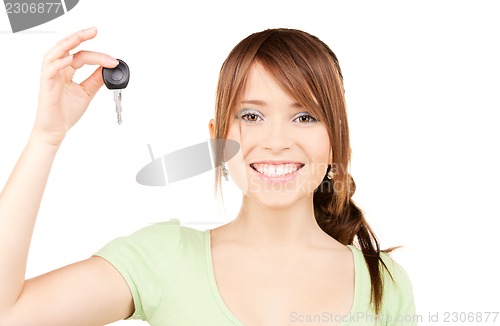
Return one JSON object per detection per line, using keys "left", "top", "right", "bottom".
{"left": 113, "top": 89, "right": 123, "bottom": 125}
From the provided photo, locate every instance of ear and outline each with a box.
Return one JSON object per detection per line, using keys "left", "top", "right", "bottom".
{"left": 208, "top": 119, "right": 216, "bottom": 138}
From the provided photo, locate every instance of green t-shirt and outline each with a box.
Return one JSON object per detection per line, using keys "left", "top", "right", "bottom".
{"left": 94, "top": 219, "right": 416, "bottom": 325}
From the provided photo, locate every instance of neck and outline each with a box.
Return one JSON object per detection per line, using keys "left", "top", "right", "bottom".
{"left": 229, "top": 194, "right": 328, "bottom": 249}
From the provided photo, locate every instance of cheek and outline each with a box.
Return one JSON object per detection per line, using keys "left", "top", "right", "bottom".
{"left": 301, "top": 128, "right": 331, "bottom": 179}
{"left": 225, "top": 122, "right": 250, "bottom": 194}
{"left": 307, "top": 127, "right": 331, "bottom": 162}
{"left": 226, "top": 121, "right": 256, "bottom": 157}
{"left": 225, "top": 122, "right": 240, "bottom": 144}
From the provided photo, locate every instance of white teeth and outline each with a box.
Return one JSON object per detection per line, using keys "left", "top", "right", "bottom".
{"left": 252, "top": 163, "right": 302, "bottom": 177}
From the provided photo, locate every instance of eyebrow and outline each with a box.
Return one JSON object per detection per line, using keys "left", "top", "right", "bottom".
{"left": 240, "top": 100, "right": 303, "bottom": 108}
{"left": 241, "top": 100, "right": 266, "bottom": 106}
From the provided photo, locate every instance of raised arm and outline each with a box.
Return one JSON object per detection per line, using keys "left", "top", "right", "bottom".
{"left": 0, "top": 28, "right": 134, "bottom": 325}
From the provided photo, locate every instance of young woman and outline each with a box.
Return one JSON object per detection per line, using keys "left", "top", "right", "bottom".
{"left": 0, "top": 27, "right": 415, "bottom": 325}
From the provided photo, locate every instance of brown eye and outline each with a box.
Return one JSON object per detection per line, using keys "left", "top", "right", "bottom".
{"left": 293, "top": 113, "right": 318, "bottom": 124}
{"left": 240, "top": 111, "right": 263, "bottom": 123}
{"left": 246, "top": 114, "right": 259, "bottom": 122}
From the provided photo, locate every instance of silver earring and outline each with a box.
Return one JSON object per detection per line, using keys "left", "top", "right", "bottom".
{"left": 222, "top": 161, "right": 229, "bottom": 181}
{"left": 327, "top": 165, "right": 334, "bottom": 180}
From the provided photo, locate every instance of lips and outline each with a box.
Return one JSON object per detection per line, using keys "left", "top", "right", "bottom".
{"left": 250, "top": 162, "right": 304, "bottom": 177}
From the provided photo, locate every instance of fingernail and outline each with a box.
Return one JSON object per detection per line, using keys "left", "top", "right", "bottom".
{"left": 84, "top": 27, "right": 97, "bottom": 33}
{"left": 108, "top": 57, "right": 119, "bottom": 65}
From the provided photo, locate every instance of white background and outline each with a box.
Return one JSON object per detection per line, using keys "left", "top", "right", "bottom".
{"left": 1, "top": 1, "right": 499, "bottom": 325}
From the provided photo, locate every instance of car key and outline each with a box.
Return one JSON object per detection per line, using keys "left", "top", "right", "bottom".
{"left": 102, "top": 59, "right": 130, "bottom": 125}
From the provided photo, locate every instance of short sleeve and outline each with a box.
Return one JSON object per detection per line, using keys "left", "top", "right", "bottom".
{"left": 379, "top": 253, "right": 417, "bottom": 325}
{"left": 93, "top": 219, "right": 182, "bottom": 321}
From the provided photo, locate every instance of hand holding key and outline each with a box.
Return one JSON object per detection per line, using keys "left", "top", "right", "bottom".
{"left": 32, "top": 27, "right": 119, "bottom": 146}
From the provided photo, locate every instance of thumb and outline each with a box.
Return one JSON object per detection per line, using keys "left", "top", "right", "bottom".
{"left": 80, "top": 66, "right": 105, "bottom": 99}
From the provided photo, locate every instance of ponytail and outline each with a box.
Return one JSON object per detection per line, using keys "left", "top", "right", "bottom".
{"left": 314, "top": 172, "right": 393, "bottom": 314}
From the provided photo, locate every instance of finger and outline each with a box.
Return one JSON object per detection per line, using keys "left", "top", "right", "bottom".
{"left": 62, "top": 27, "right": 93, "bottom": 40}
{"left": 71, "top": 50, "right": 119, "bottom": 70}
{"left": 43, "top": 55, "right": 74, "bottom": 79}
{"left": 79, "top": 66, "right": 105, "bottom": 99}
{"left": 43, "top": 27, "right": 98, "bottom": 67}
{"left": 43, "top": 27, "right": 97, "bottom": 66}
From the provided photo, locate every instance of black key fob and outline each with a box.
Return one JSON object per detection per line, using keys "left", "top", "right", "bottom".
{"left": 103, "top": 59, "right": 130, "bottom": 90}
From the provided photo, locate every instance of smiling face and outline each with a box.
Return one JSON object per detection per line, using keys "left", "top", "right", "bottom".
{"left": 212, "top": 29, "right": 352, "bottom": 216}
{"left": 225, "top": 63, "right": 331, "bottom": 208}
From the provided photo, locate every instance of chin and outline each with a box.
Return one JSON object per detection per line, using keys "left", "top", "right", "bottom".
{"left": 231, "top": 165, "right": 323, "bottom": 208}
{"left": 244, "top": 186, "right": 312, "bottom": 210}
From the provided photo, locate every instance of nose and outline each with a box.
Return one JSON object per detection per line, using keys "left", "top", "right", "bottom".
{"left": 261, "top": 120, "right": 293, "bottom": 152}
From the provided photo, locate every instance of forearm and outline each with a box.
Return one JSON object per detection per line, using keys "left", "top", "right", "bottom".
{"left": 0, "top": 131, "right": 61, "bottom": 311}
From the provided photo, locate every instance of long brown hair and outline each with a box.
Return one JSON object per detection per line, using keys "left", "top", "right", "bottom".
{"left": 213, "top": 28, "right": 391, "bottom": 314}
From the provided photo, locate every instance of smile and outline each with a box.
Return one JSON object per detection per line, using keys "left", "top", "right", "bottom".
{"left": 250, "top": 163, "right": 304, "bottom": 177}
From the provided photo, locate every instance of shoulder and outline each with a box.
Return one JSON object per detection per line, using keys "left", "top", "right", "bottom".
{"left": 104, "top": 218, "right": 204, "bottom": 247}
{"left": 93, "top": 219, "right": 208, "bottom": 321}
{"left": 123, "top": 218, "right": 183, "bottom": 245}
{"left": 379, "top": 251, "right": 417, "bottom": 323}
{"left": 126, "top": 218, "right": 183, "bottom": 238}
{"left": 348, "top": 246, "right": 414, "bottom": 295}
{"left": 379, "top": 252, "right": 413, "bottom": 293}
{"left": 94, "top": 218, "right": 206, "bottom": 268}
{"left": 348, "top": 246, "right": 416, "bottom": 323}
